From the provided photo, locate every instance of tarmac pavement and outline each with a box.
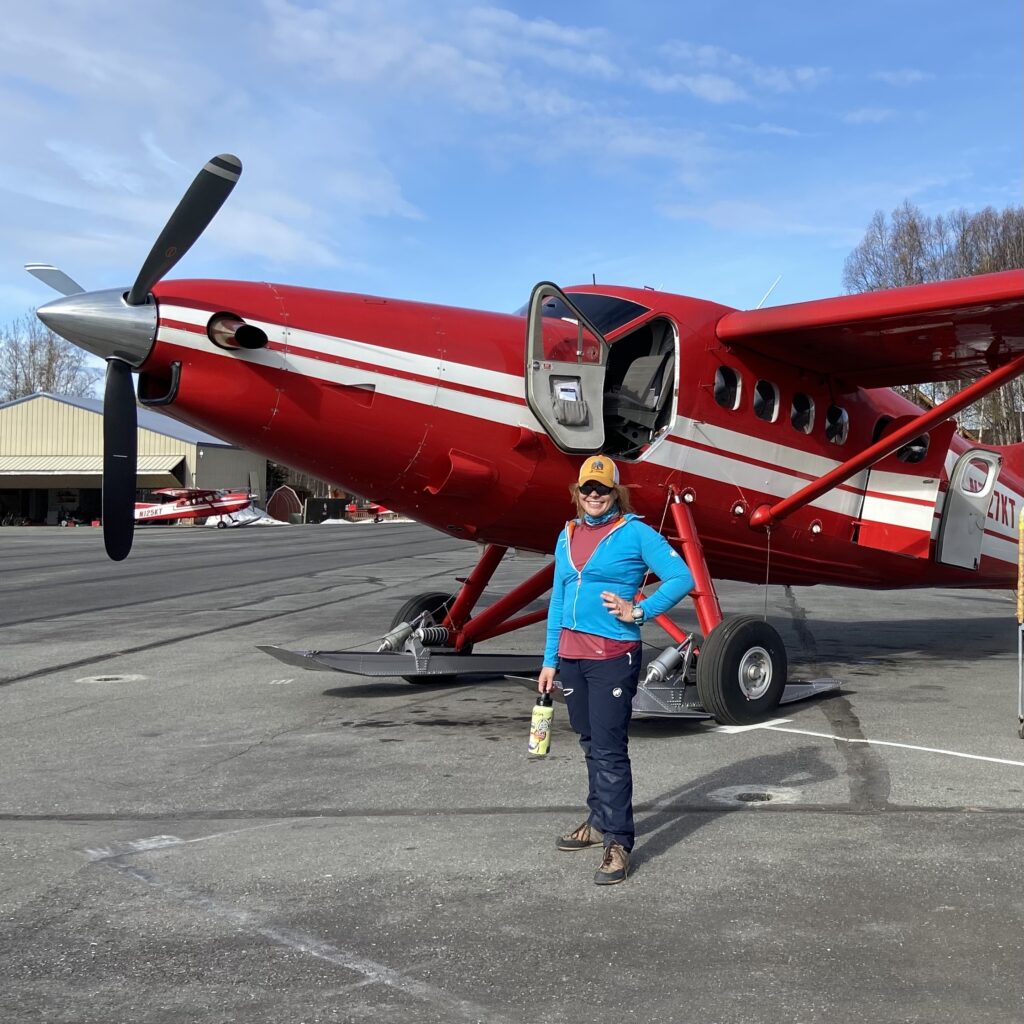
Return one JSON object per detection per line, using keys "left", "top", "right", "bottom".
{"left": 1, "top": 523, "right": 1023, "bottom": 1023}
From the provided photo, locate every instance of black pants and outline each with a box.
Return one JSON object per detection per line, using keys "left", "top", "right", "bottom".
{"left": 559, "top": 650, "right": 642, "bottom": 850}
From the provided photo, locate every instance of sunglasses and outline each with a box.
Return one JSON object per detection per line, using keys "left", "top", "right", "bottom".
{"left": 579, "top": 482, "right": 613, "bottom": 497}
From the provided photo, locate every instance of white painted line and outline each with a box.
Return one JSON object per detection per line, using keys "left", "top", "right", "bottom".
{"left": 85, "top": 823, "right": 295, "bottom": 862}
{"left": 99, "top": 857, "right": 511, "bottom": 1023}
{"left": 763, "top": 724, "right": 1024, "bottom": 768}
{"left": 712, "top": 718, "right": 792, "bottom": 734}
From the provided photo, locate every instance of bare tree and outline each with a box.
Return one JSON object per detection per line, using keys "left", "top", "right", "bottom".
{"left": 0, "top": 311, "right": 101, "bottom": 402}
{"left": 843, "top": 202, "right": 1024, "bottom": 443}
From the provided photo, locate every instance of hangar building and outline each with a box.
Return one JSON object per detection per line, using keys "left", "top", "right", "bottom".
{"left": 0, "top": 392, "right": 266, "bottom": 525}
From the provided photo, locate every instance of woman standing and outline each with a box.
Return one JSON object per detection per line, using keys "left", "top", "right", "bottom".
{"left": 537, "top": 455, "right": 694, "bottom": 885}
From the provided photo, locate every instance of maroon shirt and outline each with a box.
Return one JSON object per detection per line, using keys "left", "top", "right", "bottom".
{"left": 558, "top": 517, "right": 641, "bottom": 661}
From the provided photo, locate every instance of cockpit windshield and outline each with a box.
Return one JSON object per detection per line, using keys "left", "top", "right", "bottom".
{"left": 516, "top": 293, "right": 649, "bottom": 335}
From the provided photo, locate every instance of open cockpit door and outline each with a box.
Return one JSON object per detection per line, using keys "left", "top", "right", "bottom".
{"left": 936, "top": 449, "right": 1002, "bottom": 570}
{"left": 525, "top": 282, "right": 608, "bottom": 453}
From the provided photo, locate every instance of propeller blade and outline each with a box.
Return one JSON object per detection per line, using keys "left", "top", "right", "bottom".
{"left": 125, "top": 153, "right": 242, "bottom": 306}
{"left": 102, "top": 359, "right": 138, "bottom": 561}
{"left": 24, "top": 263, "right": 85, "bottom": 296}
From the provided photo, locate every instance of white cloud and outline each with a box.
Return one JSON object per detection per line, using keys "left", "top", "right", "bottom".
{"left": 871, "top": 69, "right": 934, "bottom": 86}
{"left": 141, "top": 134, "right": 185, "bottom": 179}
{"left": 45, "top": 140, "right": 147, "bottom": 195}
{"left": 640, "top": 71, "right": 748, "bottom": 103}
{"left": 733, "top": 122, "right": 803, "bottom": 137}
{"left": 462, "top": 6, "right": 619, "bottom": 79}
{"left": 656, "top": 40, "right": 830, "bottom": 96}
{"left": 262, "top": 0, "right": 618, "bottom": 117}
{"left": 843, "top": 108, "right": 897, "bottom": 124}
{"left": 326, "top": 169, "right": 424, "bottom": 221}
{"left": 264, "top": 2, "right": 507, "bottom": 106}
{"left": 212, "top": 205, "right": 340, "bottom": 268}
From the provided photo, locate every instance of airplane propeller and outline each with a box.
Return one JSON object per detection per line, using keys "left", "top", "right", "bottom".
{"left": 27, "top": 153, "right": 243, "bottom": 560}
{"left": 125, "top": 153, "right": 241, "bottom": 307}
{"left": 24, "top": 264, "right": 85, "bottom": 296}
{"left": 102, "top": 359, "right": 138, "bottom": 561}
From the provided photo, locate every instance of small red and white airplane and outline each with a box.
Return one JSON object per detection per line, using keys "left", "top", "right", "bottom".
{"left": 26, "top": 154, "right": 1024, "bottom": 725}
{"left": 134, "top": 487, "right": 253, "bottom": 526}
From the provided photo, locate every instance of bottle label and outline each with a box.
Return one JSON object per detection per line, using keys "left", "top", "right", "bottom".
{"left": 528, "top": 705, "right": 554, "bottom": 756}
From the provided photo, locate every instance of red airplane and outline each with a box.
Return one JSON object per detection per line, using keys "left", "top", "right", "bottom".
{"left": 26, "top": 154, "right": 1024, "bottom": 726}
{"left": 134, "top": 487, "right": 253, "bottom": 527}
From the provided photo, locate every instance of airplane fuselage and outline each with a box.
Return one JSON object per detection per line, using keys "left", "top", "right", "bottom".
{"left": 138, "top": 279, "right": 1022, "bottom": 590}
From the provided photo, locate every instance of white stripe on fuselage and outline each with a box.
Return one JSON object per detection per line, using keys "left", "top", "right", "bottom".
{"left": 156, "top": 304, "right": 1022, "bottom": 563}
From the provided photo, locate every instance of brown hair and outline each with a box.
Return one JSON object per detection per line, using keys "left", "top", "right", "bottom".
{"left": 569, "top": 482, "right": 635, "bottom": 520}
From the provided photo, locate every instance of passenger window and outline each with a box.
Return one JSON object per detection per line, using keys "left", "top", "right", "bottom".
{"left": 872, "top": 416, "right": 892, "bottom": 444}
{"left": 714, "top": 366, "right": 741, "bottom": 410}
{"left": 753, "top": 380, "right": 779, "bottom": 422}
{"left": 791, "top": 392, "right": 814, "bottom": 433}
{"left": 874, "top": 416, "right": 929, "bottom": 463}
{"left": 897, "top": 434, "right": 930, "bottom": 464}
{"left": 825, "top": 405, "right": 849, "bottom": 445}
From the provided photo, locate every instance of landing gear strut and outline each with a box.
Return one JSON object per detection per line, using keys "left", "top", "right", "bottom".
{"left": 263, "top": 504, "right": 822, "bottom": 721}
{"left": 665, "top": 490, "right": 788, "bottom": 725}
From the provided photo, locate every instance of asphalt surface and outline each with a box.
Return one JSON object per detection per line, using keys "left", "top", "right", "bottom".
{"left": 2, "top": 522, "right": 1023, "bottom": 1024}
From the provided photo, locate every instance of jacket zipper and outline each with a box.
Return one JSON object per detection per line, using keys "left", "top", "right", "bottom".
{"left": 564, "top": 518, "right": 630, "bottom": 630}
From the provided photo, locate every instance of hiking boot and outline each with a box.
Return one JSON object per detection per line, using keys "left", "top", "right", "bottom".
{"left": 594, "top": 842, "right": 630, "bottom": 885}
{"left": 556, "top": 821, "right": 603, "bottom": 851}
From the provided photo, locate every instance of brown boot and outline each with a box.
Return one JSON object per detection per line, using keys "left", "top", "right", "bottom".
{"left": 594, "top": 842, "right": 630, "bottom": 885}
{"left": 556, "top": 821, "right": 603, "bottom": 851}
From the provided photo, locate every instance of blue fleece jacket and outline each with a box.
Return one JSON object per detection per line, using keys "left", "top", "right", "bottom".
{"left": 543, "top": 514, "right": 695, "bottom": 668}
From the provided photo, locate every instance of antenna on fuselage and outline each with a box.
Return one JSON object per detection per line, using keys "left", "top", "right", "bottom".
{"left": 756, "top": 275, "right": 783, "bottom": 309}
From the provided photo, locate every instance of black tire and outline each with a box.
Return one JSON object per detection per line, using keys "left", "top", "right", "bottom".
{"left": 695, "top": 615, "right": 787, "bottom": 725}
{"left": 390, "top": 591, "right": 471, "bottom": 684}
{"left": 391, "top": 591, "right": 454, "bottom": 632}
{"left": 216, "top": 520, "right": 227, "bottom": 529}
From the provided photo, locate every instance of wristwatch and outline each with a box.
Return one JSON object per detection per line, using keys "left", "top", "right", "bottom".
{"left": 630, "top": 602, "right": 645, "bottom": 625}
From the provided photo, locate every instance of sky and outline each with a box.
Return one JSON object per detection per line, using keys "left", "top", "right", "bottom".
{"left": 1, "top": 0, "right": 1020, "bottom": 332}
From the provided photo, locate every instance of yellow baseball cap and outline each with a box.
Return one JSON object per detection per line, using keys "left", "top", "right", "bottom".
{"left": 578, "top": 455, "right": 619, "bottom": 488}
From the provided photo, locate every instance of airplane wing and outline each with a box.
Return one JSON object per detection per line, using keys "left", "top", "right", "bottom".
{"left": 715, "top": 269, "right": 1024, "bottom": 389}
{"left": 151, "top": 487, "right": 218, "bottom": 499}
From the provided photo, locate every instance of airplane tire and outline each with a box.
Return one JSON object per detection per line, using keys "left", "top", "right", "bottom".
{"left": 696, "top": 615, "right": 787, "bottom": 725}
{"left": 391, "top": 591, "right": 472, "bottom": 684}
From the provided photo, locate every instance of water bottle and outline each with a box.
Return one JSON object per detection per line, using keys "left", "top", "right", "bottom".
{"left": 528, "top": 693, "right": 553, "bottom": 757}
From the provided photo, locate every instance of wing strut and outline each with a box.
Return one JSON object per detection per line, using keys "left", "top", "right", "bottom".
{"left": 749, "top": 352, "right": 1024, "bottom": 530}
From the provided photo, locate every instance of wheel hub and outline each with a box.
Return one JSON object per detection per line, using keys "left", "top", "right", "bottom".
{"left": 738, "top": 646, "right": 772, "bottom": 700}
